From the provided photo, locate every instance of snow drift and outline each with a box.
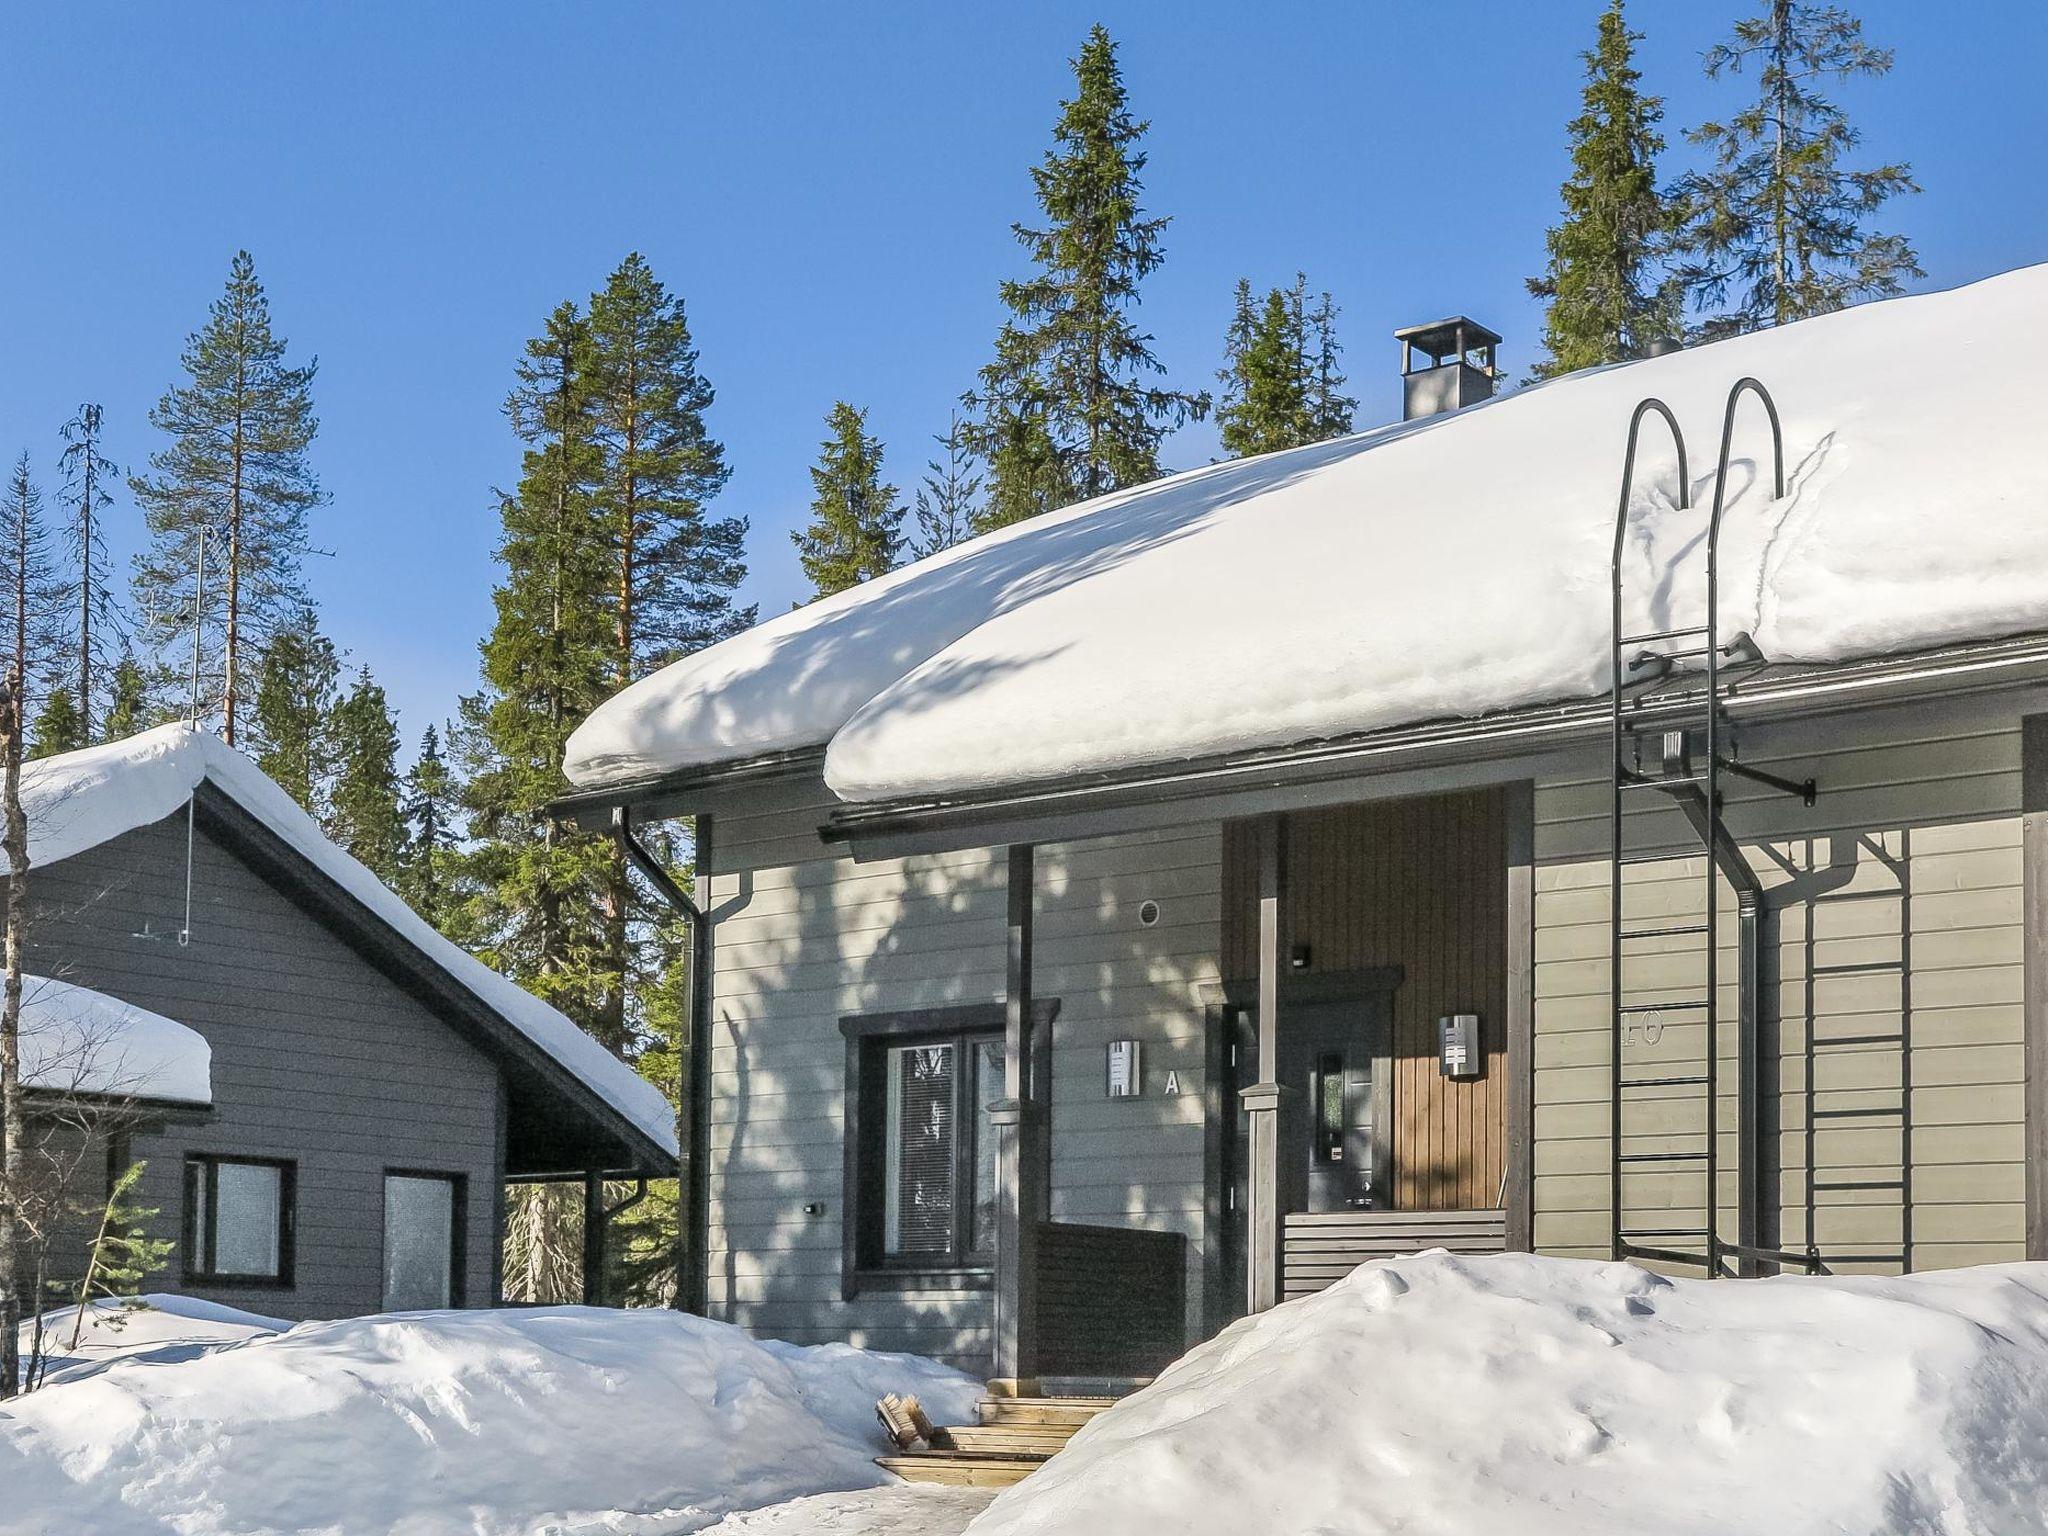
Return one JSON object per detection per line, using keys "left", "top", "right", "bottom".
{"left": 0, "top": 1305, "right": 977, "bottom": 1536}
{"left": 967, "top": 1253, "right": 2048, "bottom": 1536}
{"left": 564, "top": 263, "right": 2048, "bottom": 804}
{"left": 21, "top": 724, "right": 676, "bottom": 1154}
{"left": 15, "top": 1294, "right": 283, "bottom": 1390}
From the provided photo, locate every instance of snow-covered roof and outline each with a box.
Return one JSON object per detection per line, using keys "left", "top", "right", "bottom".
{"left": 19, "top": 973, "right": 211, "bottom": 1107}
{"left": 565, "top": 262, "right": 2048, "bottom": 805}
{"left": 23, "top": 726, "right": 677, "bottom": 1157}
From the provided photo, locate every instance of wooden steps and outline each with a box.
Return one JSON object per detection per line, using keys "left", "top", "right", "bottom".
{"left": 879, "top": 1387, "right": 1121, "bottom": 1488}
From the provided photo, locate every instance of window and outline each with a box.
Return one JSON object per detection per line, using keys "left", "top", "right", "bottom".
{"left": 841, "top": 1003, "right": 1053, "bottom": 1295}
{"left": 183, "top": 1155, "right": 295, "bottom": 1287}
{"left": 383, "top": 1172, "right": 465, "bottom": 1311}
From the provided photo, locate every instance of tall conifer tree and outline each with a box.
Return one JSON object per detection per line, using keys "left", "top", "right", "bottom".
{"left": 965, "top": 25, "right": 1207, "bottom": 530}
{"left": 399, "top": 723, "right": 459, "bottom": 931}
{"left": 250, "top": 609, "right": 340, "bottom": 816}
{"left": 1, "top": 455, "right": 64, "bottom": 722}
{"left": 57, "top": 404, "right": 122, "bottom": 737}
{"left": 911, "top": 414, "right": 982, "bottom": 560}
{"left": 131, "top": 252, "right": 323, "bottom": 745}
{"left": 101, "top": 652, "right": 150, "bottom": 742}
{"left": 794, "top": 403, "right": 904, "bottom": 599}
{"left": 1216, "top": 276, "right": 1355, "bottom": 458}
{"left": 1677, "top": 2, "right": 1920, "bottom": 337}
{"left": 327, "top": 667, "right": 403, "bottom": 884}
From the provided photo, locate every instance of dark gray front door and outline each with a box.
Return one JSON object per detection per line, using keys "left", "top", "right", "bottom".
{"left": 1282, "top": 997, "right": 1393, "bottom": 1212}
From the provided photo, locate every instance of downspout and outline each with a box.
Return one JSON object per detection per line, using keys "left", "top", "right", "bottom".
{"left": 614, "top": 807, "right": 714, "bottom": 1315}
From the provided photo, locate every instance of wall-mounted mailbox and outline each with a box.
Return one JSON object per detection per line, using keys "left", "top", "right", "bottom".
{"left": 1438, "top": 1014, "right": 1483, "bottom": 1080}
{"left": 1107, "top": 1039, "right": 1143, "bottom": 1098}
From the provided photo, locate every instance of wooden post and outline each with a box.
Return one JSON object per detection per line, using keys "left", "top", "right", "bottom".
{"left": 1242, "top": 815, "right": 1290, "bottom": 1313}
{"left": 2024, "top": 717, "right": 2048, "bottom": 1260}
{"left": 992, "top": 844, "right": 1043, "bottom": 1385}
{"left": 582, "top": 1170, "right": 604, "bottom": 1306}
{"left": 1503, "top": 781, "right": 1537, "bottom": 1253}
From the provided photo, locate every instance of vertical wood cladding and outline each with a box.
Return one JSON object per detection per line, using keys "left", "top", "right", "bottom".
{"left": 1224, "top": 788, "right": 1510, "bottom": 1211}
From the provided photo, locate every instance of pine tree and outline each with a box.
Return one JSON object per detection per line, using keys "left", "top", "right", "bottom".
{"left": 250, "top": 609, "right": 340, "bottom": 816}
{"left": 1676, "top": 2, "right": 1920, "bottom": 337}
{"left": 63, "top": 1160, "right": 174, "bottom": 1338}
{"left": 793, "top": 403, "right": 904, "bottom": 599}
{"left": 57, "top": 404, "right": 123, "bottom": 736}
{"left": 1216, "top": 276, "right": 1356, "bottom": 458}
{"left": 28, "top": 689, "right": 83, "bottom": 760}
{"left": 1527, "top": 0, "right": 1681, "bottom": 377}
{"left": 456, "top": 301, "right": 615, "bottom": 1036}
{"left": 100, "top": 653, "right": 150, "bottom": 742}
{"left": 398, "top": 722, "right": 459, "bottom": 929}
{"left": 1, "top": 454, "right": 65, "bottom": 717}
{"left": 964, "top": 25, "right": 1208, "bottom": 530}
{"left": 327, "top": 667, "right": 403, "bottom": 884}
{"left": 130, "top": 251, "right": 324, "bottom": 745}
{"left": 911, "top": 413, "right": 983, "bottom": 560}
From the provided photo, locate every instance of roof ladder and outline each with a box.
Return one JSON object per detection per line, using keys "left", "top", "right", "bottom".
{"left": 1607, "top": 379, "right": 1824, "bottom": 1279}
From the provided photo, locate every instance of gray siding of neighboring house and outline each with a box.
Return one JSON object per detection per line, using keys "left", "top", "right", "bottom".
{"left": 704, "top": 775, "right": 1220, "bottom": 1375}
{"left": 22, "top": 811, "right": 502, "bottom": 1321}
{"left": 1532, "top": 701, "right": 2028, "bottom": 1271}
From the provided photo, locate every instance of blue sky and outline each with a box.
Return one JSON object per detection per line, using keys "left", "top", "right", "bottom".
{"left": 2, "top": 2, "right": 2044, "bottom": 752}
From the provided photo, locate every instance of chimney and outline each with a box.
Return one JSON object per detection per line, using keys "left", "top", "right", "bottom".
{"left": 1394, "top": 316, "right": 1501, "bottom": 421}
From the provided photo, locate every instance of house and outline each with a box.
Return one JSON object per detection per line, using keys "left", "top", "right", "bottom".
{"left": 12, "top": 725, "right": 676, "bottom": 1322}
{"left": 554, "top": 262, "right": 2048, "bottom": 1383}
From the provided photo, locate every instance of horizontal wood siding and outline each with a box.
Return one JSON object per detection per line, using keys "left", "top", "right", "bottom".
{"left": 24, "top": 814, "right": 503, "bottom": 1319}
{"left": 705, "top": 775, "right": 1220, "bottom": 1375}
{"left": 1222, "top": 789, "right": 1510, "bottom": 1211}
{"left": 1533, "top": 703, "right": 2027, "bottom": 1272}
{"left": 1034, "top": 1221, "right": 1187, "bottom": 1377}
{"left": 1281, "top": 1209, "right": 1507, "bottom": 1300}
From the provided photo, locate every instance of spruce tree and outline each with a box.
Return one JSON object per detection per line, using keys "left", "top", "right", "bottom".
{"left": 965, "top": 25, "right": 1208, "bottom": 530}
{"left": 911, "top": 413, "right": 982, "bottom": 559}
{"left": 794, "top": 403, "right": 904, "bottom": 599}
{"left": 28, "top": 689, "right": 83, "bottom": 759}
{"left": 327, "top": 667, "right": 403, "bottom": 884}
{"left": 250, "top": 609, "right": 340, "bottom": 816}
{"left": 1, "top": 454, "right": 64, "bottom": 717}
{"left": 398, "top": 722, "right": 459, "bottom": 930}
{"left": 1216, "top": 276, "right": 1355, "bottom": 457}
{"left": 130, "top": 251, "right": 324, "bottom": 745}
{"left": 456, "top": 302, "right": 616, "bottom": 1036}
{"left": 57, "top": 404, "right": 122, "bottom": 736}
{"left": 1676, "top": 2, "right": 1920, "bottom": 337}
{"left": 100, "top": 653, "right": 150, "bottom": 741}
{"left": 1527, "top": 0, "right": 1680, "bottom": 377}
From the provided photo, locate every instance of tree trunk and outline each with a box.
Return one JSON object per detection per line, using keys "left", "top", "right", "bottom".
{"left": 0, "top": 681, "right": 28, "bottom": 1399}
{"left": 224, "top": 389, "right": 245, "bottom": 747}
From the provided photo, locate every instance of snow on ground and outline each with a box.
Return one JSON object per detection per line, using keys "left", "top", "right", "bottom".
{"left": 0, "top": 1305, "right": 976, "bottom": 1536}
{"left": 22, "top": 725, "right": 676, "bottom": 1154}
{"left": 17, "top": 974, "right": 211, "bottom": 1106}
{"left": 968, "top": 1252, "right": 2048, "bottom": 1536}
{"left": 701, "top": 1487, "right": 994, "bottom": 1536}
{"left": 563, "top": 263, "right": 2048, "bottom": 803}
{"left": 15, "top": 1293, "right": 283, "bottom": 1390}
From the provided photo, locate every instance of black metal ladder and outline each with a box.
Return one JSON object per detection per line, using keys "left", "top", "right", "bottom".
{"left": 1607, "top": 379, "right": 1823, "bottom": 1278}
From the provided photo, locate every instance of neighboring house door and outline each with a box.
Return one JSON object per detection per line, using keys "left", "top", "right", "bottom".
{"left": 1280, "top": 996, "right": 1394, "bottom": 1212}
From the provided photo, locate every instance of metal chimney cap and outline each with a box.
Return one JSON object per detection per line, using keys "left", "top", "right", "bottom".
{"left": 1393, "top": 315, "right": 1503, "bottom": 360}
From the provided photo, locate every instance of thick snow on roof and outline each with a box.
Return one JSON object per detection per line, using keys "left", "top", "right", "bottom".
{"left": 23, "top": 725, "right": 677, "bottom": 1156}
{"left": 565, "top": 263, "right": 2048, "bottom": 804}
{"left": 1, "top": 1305, "right": 977, "bottom": 1535}
{"left": 972, "top": 1253, "right": 2048, "bottom": 1536}
{"left": 18, "top": 973, "right": 210, "bottom": 1106}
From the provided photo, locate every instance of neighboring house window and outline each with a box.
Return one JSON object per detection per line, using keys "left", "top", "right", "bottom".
{"left": 183, "top": 1155, "right": 295, "bottom": 1287}
{"left": 382, "top": 1171, "right": 465, "bottom": 1311}
{"left": 840, "top": 1001, "right": 1056, "bottom": 1295}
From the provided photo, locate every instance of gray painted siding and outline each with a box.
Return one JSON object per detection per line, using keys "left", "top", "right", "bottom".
{"left": 705, "top": 777, "right": 1220, "bottom": 1374}
{"left": 24, "top": 812, "right": 501, "bottom": 1320}
{"left": 1532, "top": 704, "right": 2027, "bottom": 1271}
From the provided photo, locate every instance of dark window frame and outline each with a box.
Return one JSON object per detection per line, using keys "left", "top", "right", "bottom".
{"left": 839, "top": 1000, "right": 1058, "bottom": 1300}
{"left": 381, "top": 1167, "right": 469, "bottom": 1310}
{"left": 182, "top": 1153, "right": 297, "bottom": 1289}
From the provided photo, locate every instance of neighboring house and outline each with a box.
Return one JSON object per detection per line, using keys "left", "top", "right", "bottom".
{"left": 10, "top": 726, "right": 676, "bottom": 1322}
{"left": 556, "top": 263, "right": 2048, "bottom": 1382}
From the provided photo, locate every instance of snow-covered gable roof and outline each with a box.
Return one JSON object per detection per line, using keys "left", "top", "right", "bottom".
{"left": 20, "top": 974, "right": 210, "bottom": 1107}
{"left": 565, "top": 262, "right": 2048, "bottom": 805}
{"left": 23, "top": 726, "right": 677, "bottom": 1156}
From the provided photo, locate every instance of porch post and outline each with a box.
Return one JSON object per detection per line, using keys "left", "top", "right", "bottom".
{"left": 581, "top": 1170, "right": 605, "bottom": 1306}
{"left": 2024, "top": 717, "right": 2048, "bottom": 1260}
{"left": 991, "top": 843, "right": 1044, "bottom": 1383}
{"left": 1242, "top": 815, "right": 1291, "bottom": 1313}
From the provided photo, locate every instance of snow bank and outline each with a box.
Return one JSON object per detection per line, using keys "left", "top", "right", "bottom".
{"left": 16, "top": 1293, "right": 283, "bottom": 1390}
{"left": 22, "top": 725, "right": 676, "bottom": 1155}
{"left": 0, "top": 1305, "right": 978, "bottom": 1536}
{"left": 704, "top": 1487, "right": 994, "bottom": 1536}
{"left": 968, "top": 1253, "right": 2048, "bottom": 1536}
{"left": 565, "top": 263, "right": 2048, "bottom": 804}
{"left": 18, "top": 974, "right": 210, "bottom": 1106}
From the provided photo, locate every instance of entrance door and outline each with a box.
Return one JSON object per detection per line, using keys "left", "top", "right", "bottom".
{"left": 1281, "top": 997, "right": 1393, "bottom": 1212}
